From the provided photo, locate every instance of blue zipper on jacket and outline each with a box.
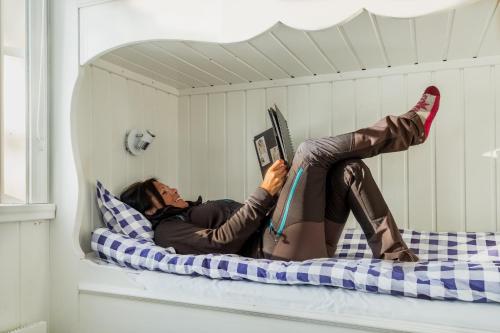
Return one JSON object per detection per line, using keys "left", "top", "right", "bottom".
{"left": 274, "top": 167, "right": 303, "bottom": 238}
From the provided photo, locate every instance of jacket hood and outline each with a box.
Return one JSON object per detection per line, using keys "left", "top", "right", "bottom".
{"left": 148, "top": 195, "right": 203, "bottom": 227}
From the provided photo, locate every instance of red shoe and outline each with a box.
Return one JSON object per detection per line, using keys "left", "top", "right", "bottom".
{"left": 410, "top": 85, "right": 440, "bottom": 140}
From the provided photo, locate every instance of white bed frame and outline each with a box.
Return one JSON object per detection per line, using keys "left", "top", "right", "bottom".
{"left": 49, "top": 0, "right": 500, "bottom": 332}
{"left": 78, "top": 251, "right": 500, "bottom": 333}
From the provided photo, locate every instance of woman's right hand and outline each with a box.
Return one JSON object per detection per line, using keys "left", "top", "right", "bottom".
{"left": 260, "top": 159, "right": 288, "bottom": 196}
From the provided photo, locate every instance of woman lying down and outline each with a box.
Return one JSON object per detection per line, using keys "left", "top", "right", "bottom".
{"left": 121, "top": 86, "right": 440, "bottom": 263}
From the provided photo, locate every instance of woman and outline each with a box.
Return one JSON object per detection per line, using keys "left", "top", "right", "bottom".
{"left": 121, "top": 86, "right": 440, "bottom": 262}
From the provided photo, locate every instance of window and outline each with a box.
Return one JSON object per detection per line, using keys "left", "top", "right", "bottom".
{"left": 1, "top": 0, "right": 27, "bottom": 203}
{"left": 0, "top": 0, "right": 48, "bottom": 205}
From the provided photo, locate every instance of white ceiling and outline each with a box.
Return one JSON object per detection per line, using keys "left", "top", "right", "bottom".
{"left": 99, "top": 0, "right": 500, "bottom": 89}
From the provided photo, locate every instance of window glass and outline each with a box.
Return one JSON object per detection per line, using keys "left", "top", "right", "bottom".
{"left": 1, "top": 0, "right": 26, "bottom": 203}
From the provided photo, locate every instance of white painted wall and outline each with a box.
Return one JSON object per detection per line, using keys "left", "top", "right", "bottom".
{"left": 0, "top": 220, "right": 49, "bottom": 332}
{"left": 74, "top": 64, "right": 179, "bottom": 252}
{"left": 74, "top": 58, "right": 500, "bottom": 249}
{"left": 179, "top": 63, "right": 500, "bottom": 232}
{"left": 49, "top": 0, "right": 80, "bottom": 332}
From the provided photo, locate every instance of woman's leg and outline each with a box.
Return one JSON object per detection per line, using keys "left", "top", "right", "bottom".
{"left": 325, "top": 159, "right": 418, "bottom": 261}
{"left": 262, "top": 111, "right": 424, "bottom": 260}
{"left": 323, "top": 166, "right": 350, "bottom": 257}
{"left": 262, "top": 88, "right": 438, "bottom": 261}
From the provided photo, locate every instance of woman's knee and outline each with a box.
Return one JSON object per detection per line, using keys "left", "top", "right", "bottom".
{"left": 295, "top": 139, "right": 317, "bottom": 163}
{"left": 331, "top": 159, "right": 370, "bottom": 185}
{"left": 296, "top": 139, "right": 316, "bottom": 155}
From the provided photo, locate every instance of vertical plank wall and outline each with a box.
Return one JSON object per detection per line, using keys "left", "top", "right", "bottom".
{"left": 76, "top": 65, "right": 179, "bottom": 252}
{"left": 179, "top": 64, "right": 500, "bottom": 232}
{"left": 77, "top": 62, "right": 500, "bottom": 253}
{"left": 0, "top": 220, "right": 50, "bottom": 332}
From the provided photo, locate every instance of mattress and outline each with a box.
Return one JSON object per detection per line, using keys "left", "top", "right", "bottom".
{"left": 87, "top": 255, "right": 500, "bottom": 332}
{"left": 91, "top": 227, "right": 500, "bottom": 303}
{"left": 137, "top": 270, "right": 500, "bottom": 332}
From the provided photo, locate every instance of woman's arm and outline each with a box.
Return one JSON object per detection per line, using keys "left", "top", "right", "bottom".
{"left": 155, "top": 186, "right": 276, "bottom": 254}
{"left": 155, "top": 160, "right": 288, "bottom": 254}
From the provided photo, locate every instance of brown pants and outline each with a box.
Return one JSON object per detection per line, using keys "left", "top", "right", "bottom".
{"left": 262, "top": 110, "right": 425, "bottom": 261}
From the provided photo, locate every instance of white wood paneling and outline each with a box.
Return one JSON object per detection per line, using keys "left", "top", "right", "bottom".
{"left": 464, "top": 66, "right": 496, "bottom": 231}
{"left": 76, "top": 65, "right": 179, "bottom": 251}
{"left": 90, "top": 68, "right": 112, "bottom": 231}
{"left": 287, "top": 85, "right": 309, "bottom": 149}
{"left": 160, "top": 41, "right": 241, "bottom": 84}
{"left": 189, "top": 95, "right": 209, "bottom": 200}
{"left": 0, "top": 221, "right": 49, "bottom": 332}
{"left": 179, "top": 62, "right": 500, "bottom": 233}
{"left": 127, "top": 80, "right": 146, "bottom": 183}
{"left": 226, "top": 91, "right": 247, "bottom": 202}
{"left": 271, "top": 24, "right": 333, "bottom": 75}
{"left": 94, "top": 1, "right": 500, "bottom": 89}
{"left": 407, "top": 72, "right": 434, "bottom": 232}
{"left": 77, "top": 57, "right": 500, "bottom": 254}
{"left": 478, "top": 1, "right": 500, "bottom": 57}
{"left": 375, "top": 16, "right": 413, "bottom": 67}
{"left": 101, "top": 53, "right": 189, "bottom": 89}
{"left": 309, "top": 83, "right": 332, "bottom": 138}
{"left": 19, "top": 221, "right": 50, "bottom": 326}
{"left": 332, "top": 80, "right": 356, "bottom": 136}
{"left": 447, "top": 0, "right": 499, "bottom": 60}
{"left": 152, "top": 42, "right": 228, "bottom": 86}
{"left": 245, "top": 89, "right": 267, "bottom": 198}
{"left": 309, "top": 27, "right": 359, "bottom": 72}
{"left": 143, "top": 86, "right": 157, "bottom": 180}
{"left": 250, "top": 33, "right": 311, "bottom": 78}
{"left": 208, "top": 93, "right": 227, "bottom": 199}
{"left": 381, "top": 75, "right": 408, "bottom": 229}
{"left": 223, "top": 42, "right": 287, "bottom": 81}
{"left": 342, "top": 12, "right": 385, "bottom": 70}
{"left": 178, "top": 96, "right": 191, "bottom": 198}
{"left": 108, "top": 73, "right": 130, "bottom": 194}
{"left": 159, "top": 90, "right": 179, "bottom": 188}
{"left": 187, "top": 42, "right": 262, "bottom": 83}
{"left": 0, "top": 222, "right": 20, "bottom": 330}
{"left": 415, "top": 12, "right": 450, "bottom": 63}
{"left": 131, "top": 44, "right": 207, "bottom": 87}
{"left": 434, "top": 70, "right": 466, "bottom": 231}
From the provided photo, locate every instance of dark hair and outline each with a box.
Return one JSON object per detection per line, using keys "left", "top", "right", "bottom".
{"left": 119, "top": 178, "right": 164, "bottom": 216}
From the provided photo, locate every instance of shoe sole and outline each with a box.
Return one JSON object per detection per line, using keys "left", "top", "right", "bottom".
{"left": 423, "top": 90, "right": 440, "bottom": 140}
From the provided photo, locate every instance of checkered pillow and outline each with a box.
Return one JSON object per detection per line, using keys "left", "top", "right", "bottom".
{"left": 96, "top": 181, "right": 154, "bottom": 242}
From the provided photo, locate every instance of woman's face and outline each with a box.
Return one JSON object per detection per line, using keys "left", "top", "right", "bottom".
{"left": 147, "top": 181, "right": 188, "bottom": 214}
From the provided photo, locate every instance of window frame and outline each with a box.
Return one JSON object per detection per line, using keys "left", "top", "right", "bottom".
{"left": 0, "top": 0, "right": 53, "bottom": 222}
{"left": 26, "top": 0, "right": 49, "bottom": 204}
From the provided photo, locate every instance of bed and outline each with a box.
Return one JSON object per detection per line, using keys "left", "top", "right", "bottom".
{"left": 91, "top": 226, "right": 500, "bottom": 303}
{"left": 83, "top": 226, "right": 500, "bottom": 332}
{"left": 83, "top": 255, "right": 500, "bottom": 332}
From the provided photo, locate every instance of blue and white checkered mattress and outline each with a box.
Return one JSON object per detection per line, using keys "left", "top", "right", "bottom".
{"left": 91, "top": 227, "right": 500, "bottom": 303}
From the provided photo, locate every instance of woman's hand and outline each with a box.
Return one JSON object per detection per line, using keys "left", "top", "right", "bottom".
{"left": 260, "top": 159, "right": 288, "bottom": 196}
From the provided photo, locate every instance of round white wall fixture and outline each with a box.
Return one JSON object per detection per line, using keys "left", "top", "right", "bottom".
{"left": 125, "top": 129, "right": 156, "bottom": 156}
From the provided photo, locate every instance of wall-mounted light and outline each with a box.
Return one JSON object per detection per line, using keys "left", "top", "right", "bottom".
{"left": 125, "top": 129, "right": 156, "bottom": 156}
{"left": 482, "top": 148, "right": 500, "bottom": 159}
